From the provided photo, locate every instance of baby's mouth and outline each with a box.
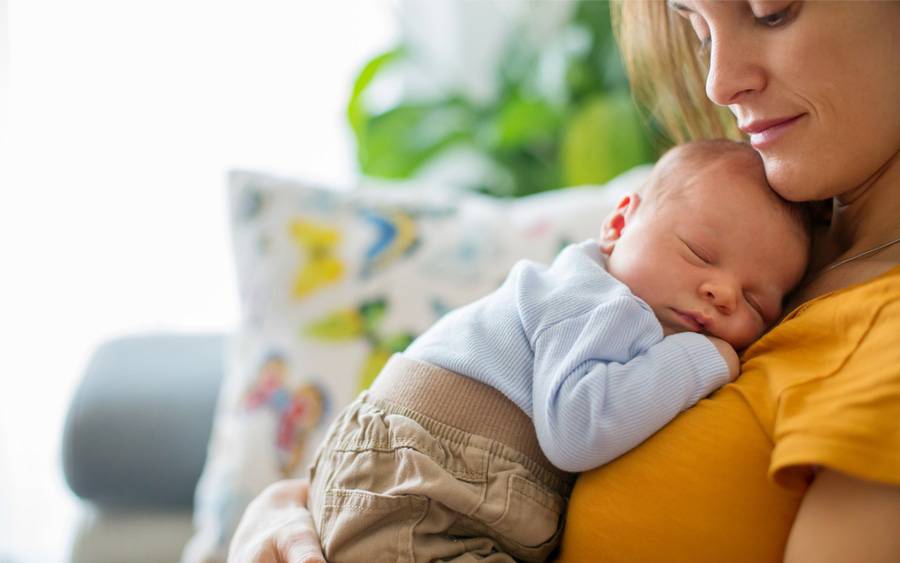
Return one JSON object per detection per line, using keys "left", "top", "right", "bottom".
{"left": 671, "top": 309, "right": 706, "bottom": 332}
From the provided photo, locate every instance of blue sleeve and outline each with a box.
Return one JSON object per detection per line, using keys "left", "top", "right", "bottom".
{"left": 518, "top": 242, "right": 730, "bottom": 472}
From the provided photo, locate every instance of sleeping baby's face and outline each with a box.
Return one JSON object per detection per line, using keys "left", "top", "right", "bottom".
{"left": 600, "top": 146, "right": 809, "bottom": 350}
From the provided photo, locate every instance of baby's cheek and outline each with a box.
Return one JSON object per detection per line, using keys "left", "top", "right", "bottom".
{"left": 737, "top": 317, "right": 766, "bottom": 350}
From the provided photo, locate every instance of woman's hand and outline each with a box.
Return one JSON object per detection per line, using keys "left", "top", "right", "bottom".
{"left": 229, "top": 479, "right": 326, "bottom": 563}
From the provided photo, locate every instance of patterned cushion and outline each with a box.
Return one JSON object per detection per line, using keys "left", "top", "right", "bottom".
{"left": 183, "top": 166, "right": 650, "bottom": 562}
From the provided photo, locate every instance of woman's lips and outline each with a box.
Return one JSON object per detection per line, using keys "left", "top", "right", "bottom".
{"left": 741, "top": 114, "right": 805, "bottom": 150}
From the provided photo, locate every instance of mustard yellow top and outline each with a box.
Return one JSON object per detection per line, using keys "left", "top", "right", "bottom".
{"left": 556, "top": 266, "right": 900, "bottom": 563}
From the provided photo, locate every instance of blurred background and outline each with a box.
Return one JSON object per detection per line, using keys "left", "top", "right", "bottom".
{"left": 0, "top": 1, "right": 654, "bottom": 561}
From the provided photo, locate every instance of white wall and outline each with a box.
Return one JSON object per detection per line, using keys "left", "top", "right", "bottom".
{"left": 0, "top": 0, "right": 12, "bottom": 559}
{"left": 0, "top": 1, "right": 396, "bottom": 560}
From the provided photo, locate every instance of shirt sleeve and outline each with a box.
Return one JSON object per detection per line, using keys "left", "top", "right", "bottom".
{"left": 770, "top": 297, "right": 900, "bottom": 490}
{"left": 521, "top": 242, "right": 730, "bottom": 472}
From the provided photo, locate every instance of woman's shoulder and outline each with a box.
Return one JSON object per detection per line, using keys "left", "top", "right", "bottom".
{"left": 556, "top": 268, "right": 900, "bottom": 563}
{"left": 738, "top": 265, "right": 900, "bottom": 490}
{"left": 742, "top": 264, "right": 900, "bottom": 385}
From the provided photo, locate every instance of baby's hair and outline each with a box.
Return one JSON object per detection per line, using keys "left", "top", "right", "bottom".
{"left": 642, "top": 139, "right": 812, "bottom": 245}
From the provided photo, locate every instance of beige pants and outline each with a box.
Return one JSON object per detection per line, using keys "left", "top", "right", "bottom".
{"left": 308, "top": 355, "right": 573, "bottom": 563}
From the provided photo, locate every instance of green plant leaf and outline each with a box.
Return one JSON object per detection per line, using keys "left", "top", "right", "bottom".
{"left": 490, "top": 97, "right": 561, "bottom": 151}
{"left": 347, "top": 48, "right": 403, "bottom": 139}
{"left": 359, "top": 102, "right": 474, "bottom": 178}
{"left": 489, "top": 144, "right": 562, "bottom": 197}
{"left": 345, "top": 1, "right": 656, "bottom": 195}
{"left": 561, "top": 93, "right": 655, "bottom": 186}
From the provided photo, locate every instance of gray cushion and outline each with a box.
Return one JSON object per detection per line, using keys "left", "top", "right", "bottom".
{"left": 62, "top": 333, "right": 225, "bottom": 508}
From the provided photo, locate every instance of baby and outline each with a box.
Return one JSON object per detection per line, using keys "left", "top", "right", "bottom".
{"left": 307, "top": 139, "right": 810, "bottom": 562}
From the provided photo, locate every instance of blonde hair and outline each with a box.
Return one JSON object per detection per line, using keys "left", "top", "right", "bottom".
{"left": 611, "top": 1, "right": 742, "bottom": 146}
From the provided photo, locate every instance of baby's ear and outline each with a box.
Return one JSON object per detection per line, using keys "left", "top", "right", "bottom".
{"left": 598, "top": 193, "right": 641, "bottom": 255}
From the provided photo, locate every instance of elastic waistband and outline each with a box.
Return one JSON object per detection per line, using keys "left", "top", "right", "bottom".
{"left": 369, "top": 354, "right": 573, "bottom": 485}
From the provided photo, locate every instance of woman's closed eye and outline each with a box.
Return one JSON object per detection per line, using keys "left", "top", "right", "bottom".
{"left": 695, "top": 5, "right": 794, "bottom": 55}
{"left": 671, "top": 1, "right": 797, "bottom": 54}
{"left": 752, "top": 2, "right": 797, "bottom": 28}
{"left": 756, "top": 9, "right": 788, "bottom": 27}
{"left": 756, "top": 9, "right": 790, "bottom": 27}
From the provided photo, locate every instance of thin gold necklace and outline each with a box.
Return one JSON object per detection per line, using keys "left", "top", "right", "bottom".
{"left": 818, "top": 235, "right": 900, "bottom": 275}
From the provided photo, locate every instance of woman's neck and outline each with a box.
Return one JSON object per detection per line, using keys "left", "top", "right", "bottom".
{"left": 789, "top": 149, "right": 900, "bottom": 310}
{"left": 828, "top": 148, "right": 900, "bottom": 261}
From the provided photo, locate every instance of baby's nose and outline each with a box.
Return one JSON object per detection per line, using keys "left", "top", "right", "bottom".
{"left": 700, "top": 279, "right": 738, "bottom": 314}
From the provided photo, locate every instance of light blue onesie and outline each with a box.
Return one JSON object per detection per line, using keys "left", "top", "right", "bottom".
{"left": 404, "top": 240, "right": 729, "bottom": 472}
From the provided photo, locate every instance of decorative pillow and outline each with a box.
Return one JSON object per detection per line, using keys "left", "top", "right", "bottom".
{"left": 183, "top": 166, "right": 651, "bottom": 562}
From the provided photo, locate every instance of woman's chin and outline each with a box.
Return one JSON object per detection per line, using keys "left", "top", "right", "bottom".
{"left": 763, "top": 158, "right": 831, "bottom": 203}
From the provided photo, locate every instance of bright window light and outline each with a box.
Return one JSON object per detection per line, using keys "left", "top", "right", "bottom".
{"left": 0, "top": 2, "right": 396, "bottom": 560}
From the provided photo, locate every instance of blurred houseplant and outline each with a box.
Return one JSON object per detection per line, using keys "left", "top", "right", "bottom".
{"left": 348, "top": 0, "right": 658, "bottom": 198}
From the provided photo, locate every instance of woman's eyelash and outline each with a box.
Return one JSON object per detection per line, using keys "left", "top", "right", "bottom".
{"left": 694, "top": 4, "right": 794, "bottom": 54}
{"left": 755, "top": 6, "right": 792, "bottom": 27}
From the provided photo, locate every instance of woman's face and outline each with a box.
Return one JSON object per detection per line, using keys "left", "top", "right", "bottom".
{"left": 670, "top": 1, "right": 900, "bottom": 202}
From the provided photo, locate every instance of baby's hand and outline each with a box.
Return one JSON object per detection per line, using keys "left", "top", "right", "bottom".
{"left": 707, "top": 336, "right": 740, "bottom": 382}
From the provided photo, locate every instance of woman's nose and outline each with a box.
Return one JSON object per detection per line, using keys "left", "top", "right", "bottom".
{"left": 704, "top": 31, "right": 767, "bottom": 106}
{"left": 700, "top": 278, "right": 738, "bottom": 315}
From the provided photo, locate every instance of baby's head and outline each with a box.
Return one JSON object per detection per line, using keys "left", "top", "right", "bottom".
{"left": 600, "top": 140, "right": 810, "bottom": 350}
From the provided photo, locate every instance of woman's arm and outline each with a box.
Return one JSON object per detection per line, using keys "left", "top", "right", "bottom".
{"left": 784, "top": 469, "right": 900, "bottom": 563}
{"left": 229, "top": 479, "right": 326, "bottom": 563}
